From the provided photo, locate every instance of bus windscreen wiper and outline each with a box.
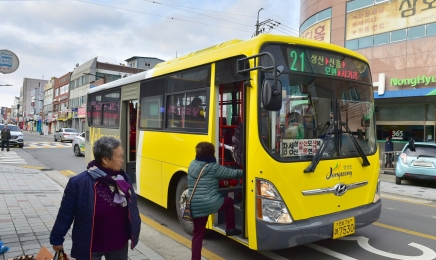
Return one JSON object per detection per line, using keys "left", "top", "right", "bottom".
{"left": 304, "top": 121, "right": 335, "bottom": 173}
{"left": 341, "top": 122, "right": 370, "bottom": 167}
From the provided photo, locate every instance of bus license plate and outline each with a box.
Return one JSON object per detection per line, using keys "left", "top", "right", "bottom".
{"left": 333, "top": 217, "right": 355, "bottom": 239}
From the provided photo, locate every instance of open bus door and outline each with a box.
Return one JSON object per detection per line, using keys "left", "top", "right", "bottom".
{"left": 125, "top": 100, "right": 138, "bottom": 183}
{"left": 214, "top": 80, "right": 247, "bottom": 243}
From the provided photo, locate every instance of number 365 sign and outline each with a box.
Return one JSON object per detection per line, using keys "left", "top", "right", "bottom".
{"left": 391, "top": 130, "right": 403, "bottom": 140}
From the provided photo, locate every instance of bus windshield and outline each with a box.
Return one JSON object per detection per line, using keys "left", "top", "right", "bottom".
{"left": 259, "top": 68, "right": 376, "bottom": 162}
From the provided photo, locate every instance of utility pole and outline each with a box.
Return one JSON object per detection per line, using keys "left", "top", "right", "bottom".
{"left": 255, "top": 8, "right": 263, "bottom": 36}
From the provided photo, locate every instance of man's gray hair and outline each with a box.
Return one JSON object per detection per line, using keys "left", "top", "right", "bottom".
{"left": 93, "top": 136, "right": 122, "bottom": 164}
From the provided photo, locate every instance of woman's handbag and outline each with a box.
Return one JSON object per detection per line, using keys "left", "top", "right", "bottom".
{"left": 182, "top": 164, "right": 208, "bottom": 223}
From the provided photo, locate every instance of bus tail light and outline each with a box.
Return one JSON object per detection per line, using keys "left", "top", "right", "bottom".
{"left": 373, "top": 179, "right": 380, "bottom": 203}
{"left": 256, "top": 180, "right": 293, "bottom": 224}
{"left": 400, "top": 153, "right": 407, "bottom": 164}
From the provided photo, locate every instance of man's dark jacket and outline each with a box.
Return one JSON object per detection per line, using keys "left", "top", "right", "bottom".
{"left": 49, "top": 170, "right": 141, "bottom": 259}
{"left": 0, "top": 128, "right": 11, "bottom": 141}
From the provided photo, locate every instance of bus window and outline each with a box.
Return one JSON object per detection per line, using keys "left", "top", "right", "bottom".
{"left": 140, "top": 96, "right": 163, "bottom": 128}
{"left": 166, "top": 91, "right": 207, "bottom": 130}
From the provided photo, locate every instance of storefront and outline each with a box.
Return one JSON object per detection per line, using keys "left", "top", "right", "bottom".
{"left": 78, "top": 107, "right": 86, "bottom": 133}
{"left": 375, "top": 87, "right": 436, "bottom": 153}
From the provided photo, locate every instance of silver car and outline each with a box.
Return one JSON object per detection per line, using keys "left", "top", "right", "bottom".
{"left": 54, "top": 128, "right": 79, "bottom": 142}
{"left": 72, "top": 132, "right": 85, "bottom": 156}
{"left": 0, "top": 124, "right": 24, "bottom": 148}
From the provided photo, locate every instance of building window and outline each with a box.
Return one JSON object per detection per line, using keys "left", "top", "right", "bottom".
{"left": 317, "top": 8, "right": 332, "bottom": 21}
{"left": 428, "top": 22, "right": 436, "bottom": 36}
{"left": 346, "top": 0, "right": 374, "bottom": 12}
{"left": 408, "top": 25, "right": 425, "bottom": 39}
{"left": 345, "top": 39, "right": 359, "bottom": 50}
{"left": 374, "top": 32, "right": 389, "bottom": 45}
{"left": 391, "top": 29, "right": 407, "bottom": 42}
{"left": 359, "top": 35, "right": 373, "bottom": 48}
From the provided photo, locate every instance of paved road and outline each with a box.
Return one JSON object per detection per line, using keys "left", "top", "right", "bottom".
{"left": 5, "top": 132, "right": 436, "bottom": 259}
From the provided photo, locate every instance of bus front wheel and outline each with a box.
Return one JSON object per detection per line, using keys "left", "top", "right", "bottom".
{"left": 175, "top": 176, "right": 194, "bottom": 235}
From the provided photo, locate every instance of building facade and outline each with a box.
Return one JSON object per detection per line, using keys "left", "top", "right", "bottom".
{"left": 69, "top": 57, "right": 146, "bottom": 132}
{"left": 53, "top": 72, "right": 71, "bottom": 130}
{"left": 300, "top": 0, "right": 436, "bottom": 152}
{"left": 43, "top": 77, "right": 56, "bottom": 134}
{"left": 125, "top": 56, "right": 164, "bottom": 70}
{"left": 21, "top": 78, "right": 47, "bottom": 131}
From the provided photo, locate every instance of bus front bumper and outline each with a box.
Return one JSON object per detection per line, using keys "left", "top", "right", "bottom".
{"left": 256, "top": 200, "right": 381, "bottom": 250}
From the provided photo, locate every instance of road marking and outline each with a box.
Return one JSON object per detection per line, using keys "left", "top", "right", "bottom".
{"left": 305, "top": 243, "right": 357, "bottom": 260}
{"left": 0, "top": 151, "right": 27, "bottom": 164}
{"left": 65, "top": 170, "right": 76, "bottom": 176}
{"left": 24, "top": 142, "right": 72, "bottom": 149}
{"left": 140, "top": 214, "right": 224, "bottom": 260}
{"left": 60, "top": 170, "right": 75, "bottom": 176}
{"left": 258, "top": 251, "right": 289, "bottom": 260}
{"left": 374, "top": 222, "right": 436, "bottom": 241}
{"left": 340, "top": 236, "right": 436, "bottom": 260}
{"left": 22, "top": 165, "right": 46, "bottom": 170}
{"left": 381, "top": 194, "right": 436, "bottom": 209}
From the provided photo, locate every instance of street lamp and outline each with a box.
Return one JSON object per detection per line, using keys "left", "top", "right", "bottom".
{"left": 0, "top": 84, "right": 12, "bottom": 86}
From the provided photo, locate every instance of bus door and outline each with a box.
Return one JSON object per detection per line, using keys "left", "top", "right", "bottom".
{"left": 125, "top": 100, "right": 138, "bottom": 183}
{"left": 215, "top": 80, "right": 247, "bottom": 241}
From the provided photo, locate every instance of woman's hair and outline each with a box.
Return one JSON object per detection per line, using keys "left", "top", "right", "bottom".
{"left": 195, "top": 142, "right": 215, "bottom": 158}
{"left": 93, "top": 136, "right": 122, "bottom": 164}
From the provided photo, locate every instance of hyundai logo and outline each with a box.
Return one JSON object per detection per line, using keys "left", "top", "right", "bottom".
{"left": 333, "top": 183, "right": 348, "bottom": 196}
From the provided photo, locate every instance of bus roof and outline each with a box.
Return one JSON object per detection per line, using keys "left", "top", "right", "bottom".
{"left": 87, "top": 34, "right": 369, "bottom": 95}
{"left": 87, "top": 69, "right": 153, "bottom": 95}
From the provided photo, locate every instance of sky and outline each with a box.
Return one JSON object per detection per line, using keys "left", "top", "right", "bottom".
{"left": 0, "top": 0, "right": 300, "bottom": 108}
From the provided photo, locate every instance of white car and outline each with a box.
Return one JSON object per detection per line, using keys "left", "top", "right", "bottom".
{"left": 54, "top": 128, "right": 79, "bottom": 142}
{"left": 72, "top": 132, "right": 85, "bottom": 156}
{"left": 0, "top": 124, "right": 24, "bottom": 148}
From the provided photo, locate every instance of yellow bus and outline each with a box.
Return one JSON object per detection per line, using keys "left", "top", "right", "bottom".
{"left": 85, "top": 34, "right": 381, "bottom": 250}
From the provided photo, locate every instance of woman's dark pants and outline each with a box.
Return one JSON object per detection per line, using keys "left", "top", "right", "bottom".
{"left": 191, "top": 197, "right": 235, "bottom": 260}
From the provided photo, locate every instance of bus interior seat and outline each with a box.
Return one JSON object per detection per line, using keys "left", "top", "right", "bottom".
{"left": 231, "top": 116, "right": 241, "bottom": 125}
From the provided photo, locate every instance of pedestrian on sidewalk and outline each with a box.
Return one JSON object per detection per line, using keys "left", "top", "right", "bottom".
{"left": 188, "top": 141, "right": 243, "bottom": 260}
{"left": 1, "top": 124, "right": 11, "bottom": 152}
{"left": 385, "top": 136, "right": 394, "bottom": 168}
{"left": 50, "top": 136, "right": 141, "bottom": 260}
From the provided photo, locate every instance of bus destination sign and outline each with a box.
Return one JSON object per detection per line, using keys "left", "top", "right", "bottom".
{"left": 286, "top": 47, "right": 370, "bottom": 82}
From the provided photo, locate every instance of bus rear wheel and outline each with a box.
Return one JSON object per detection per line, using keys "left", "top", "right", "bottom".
{"left": 175, "top": 176, "right": 194, "bottom": 235}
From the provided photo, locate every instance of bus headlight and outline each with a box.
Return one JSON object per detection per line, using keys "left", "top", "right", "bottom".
{"left": 373, "top": 179, "right": 380, "bottom": 203}
{"left": 256, "top": 179, "right": 293, "bottom": 224}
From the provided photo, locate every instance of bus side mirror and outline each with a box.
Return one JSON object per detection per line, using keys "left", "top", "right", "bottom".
{"left": 262, "top": 79, "right": 282, "bottom": 111}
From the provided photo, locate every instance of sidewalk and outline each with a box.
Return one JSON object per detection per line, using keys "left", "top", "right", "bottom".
{"left": 0, "top": 165, "right": 165, "bottom": 260}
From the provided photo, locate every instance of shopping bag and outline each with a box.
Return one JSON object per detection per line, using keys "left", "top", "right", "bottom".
{"left": 182, "top": 202, "right": 193, "bottom": 223}
{"left": 34, "top": 246, "right": 53, "bottom": 260}
{"left": 53, "top": 249, "right": 69, "bottom": 260}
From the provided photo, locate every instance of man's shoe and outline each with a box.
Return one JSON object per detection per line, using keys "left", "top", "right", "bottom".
{"left": 7, "top": 149, "right": 10, "bottom": 152}
{"left": 225, "top": 228, "right": 242, "bottom": 236}
{"left": 1, "top": 149, "right": 3, "bottom": 151}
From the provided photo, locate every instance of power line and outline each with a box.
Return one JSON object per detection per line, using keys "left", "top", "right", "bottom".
{"left": 144, "top": 0, "right": 254, "bottom": 29}
{"left": 263, "top": 9, "right": 299, "bottom": 34}
{"left": 0, "top": 0, "right": 254, "bottom": 33}
{"left": 144, "top": 0, "right": 264, "bottom": 19}
{"left": 74, "top": 0, "right": 253, "bottom": 33}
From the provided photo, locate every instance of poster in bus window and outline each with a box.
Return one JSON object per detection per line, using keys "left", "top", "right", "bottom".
{"left": 281, "top": 139, "right": 322, "bottom": 157}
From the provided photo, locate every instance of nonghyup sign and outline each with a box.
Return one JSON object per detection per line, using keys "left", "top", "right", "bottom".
{"left": 0, "top": 50, "right": 19, "bottom": 74}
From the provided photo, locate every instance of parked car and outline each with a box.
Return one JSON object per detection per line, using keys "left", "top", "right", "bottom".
{"left": 72, "top": 132, "right": 85, "bottom": 157}
{"left": 54, "top": 128, "right": 79, "bottom": 142}
{"left": 395, "top": 141, "right": 436, "bottom": 185}
{"left": 0, "top": 124, "right": 24, "bottom": 148}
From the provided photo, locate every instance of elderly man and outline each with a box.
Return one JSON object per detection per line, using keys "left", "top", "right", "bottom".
{"left": 1, "top": 124, "right": 11, "bottom": 152}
